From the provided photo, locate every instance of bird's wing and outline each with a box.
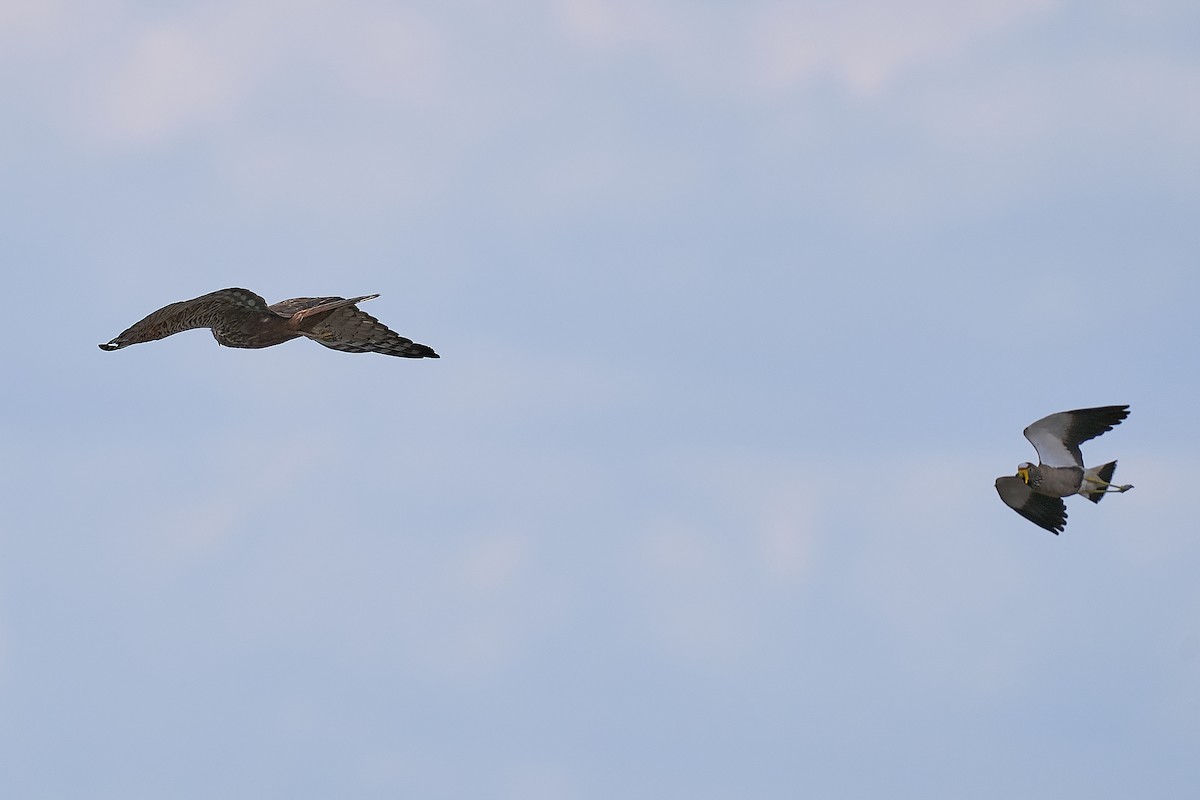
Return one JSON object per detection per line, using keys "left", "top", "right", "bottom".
{"left": 995, "top": 476, "right": 1067, "bottom": 534}
{"left": 1023, "top": 405, "right": 1129, "bottom": 469}
{"left": 300, "top": 305, "right": 439, "bottom": 358}
{"left": 267, "top": 295, "right": 381, "bottom": 319}
{"left": 267, "top": 296, "right": 346, "bottom": 318}
{"left": 100, "top": 288, "right": 274, "bottom": 350}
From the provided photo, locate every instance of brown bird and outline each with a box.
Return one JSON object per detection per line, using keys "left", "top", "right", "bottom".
{"left": 994, "top": 405, "right": 1132, "bottom": 534}
{"left": 99, "top": 288, "right": 438, "bottom": 359}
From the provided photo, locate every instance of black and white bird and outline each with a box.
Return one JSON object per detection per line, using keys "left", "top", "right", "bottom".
{"left": 994, "top": 406, "right": 1133, "bottom": 534}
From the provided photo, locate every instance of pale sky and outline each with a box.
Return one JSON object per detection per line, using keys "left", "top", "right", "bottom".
{"left": 2, "top": 1, "right": 1199, "bottom": 797}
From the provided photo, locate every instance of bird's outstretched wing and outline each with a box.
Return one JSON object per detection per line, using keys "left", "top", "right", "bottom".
{"left": 99, "top": 288, "right": 274, "bottom": 351}
{"left": 299, "top": 305, "right": 439, "bottom": 358}
{"left": 1023, "top": 405, "right": 1130, "bottom": 469}
{"left": 266, "top": 295, "right": 376, "bottom": 319}
{"left": 995, "top": 476, "right": 1068, "bottom": 534}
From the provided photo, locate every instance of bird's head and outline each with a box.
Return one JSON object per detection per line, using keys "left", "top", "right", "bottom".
{"left": 1016, "top": 462, "right": 1033, "bottom": 484}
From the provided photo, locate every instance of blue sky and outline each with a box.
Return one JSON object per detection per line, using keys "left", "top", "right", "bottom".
{"left": 2, "top": 1, "right": 1199, "bottom": 797}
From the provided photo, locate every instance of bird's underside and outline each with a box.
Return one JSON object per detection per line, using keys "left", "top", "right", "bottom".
{"left": 99, "top": 288, "right": 438, "bottom": 358}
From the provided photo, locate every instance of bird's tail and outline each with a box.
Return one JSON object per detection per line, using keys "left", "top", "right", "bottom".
{"left": 1080, "top": 460, "right": 1129, "bottom": 503}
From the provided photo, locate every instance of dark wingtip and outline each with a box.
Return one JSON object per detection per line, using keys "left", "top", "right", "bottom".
{"left": 98, "top": 342, "right": 119, "bottom": 351}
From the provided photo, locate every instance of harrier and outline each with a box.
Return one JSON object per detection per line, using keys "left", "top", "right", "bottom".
{"left": 99, "top": 288, "right": 438, "bottom": 359}
{"left": 994, "top": 405, "right": 1132, "bottom": 534}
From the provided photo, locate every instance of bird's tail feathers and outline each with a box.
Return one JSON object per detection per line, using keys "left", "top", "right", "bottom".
{"left": 1081, "top": 460, "right": 1119, "bottom": 503}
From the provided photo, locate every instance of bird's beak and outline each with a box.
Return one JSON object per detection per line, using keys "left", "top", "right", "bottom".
{"left": 1017, "top": 465, "right": 1030, "bottom": 484}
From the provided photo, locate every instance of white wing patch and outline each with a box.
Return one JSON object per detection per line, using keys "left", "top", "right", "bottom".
{"left": 1023, "top": 411, "right": 1082, "bottom": 469}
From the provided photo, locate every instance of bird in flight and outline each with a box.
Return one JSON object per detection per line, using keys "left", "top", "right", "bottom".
{"left": 994, "top": 405, "right": 1133, "bottom": 534}
{"left": 99, "top": 288, "right": 438, "bottom": 359}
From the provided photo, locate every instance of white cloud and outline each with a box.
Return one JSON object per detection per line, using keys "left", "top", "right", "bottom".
{"left": 87, "top": 0, "right": 447, "bottom": 144}
{"left": 33, "top": 0, "right": 1191, "bottom": 225}
{"left": 553, "top": 0, "right": 1060, "bottom": 93}
{"left": 555, "top": 0, "right": 670, "bottom": 49}
{"left": 0, "top": 0, "right": 68, "bottom": 48}
{"left": 750, "top": 0, "right": 1059, "bottom": 93}
{"left": 97, "top": 21, "right": 244, "bottom": 142}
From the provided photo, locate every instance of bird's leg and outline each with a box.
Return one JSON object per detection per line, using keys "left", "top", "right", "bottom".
{"left": 1088, "top": 478, "right": 1134, "bottom": 493}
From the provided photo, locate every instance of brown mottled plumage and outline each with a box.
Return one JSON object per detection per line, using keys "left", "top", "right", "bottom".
{"left": 99, "top": 288, "right": 438, "bottom": 359}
